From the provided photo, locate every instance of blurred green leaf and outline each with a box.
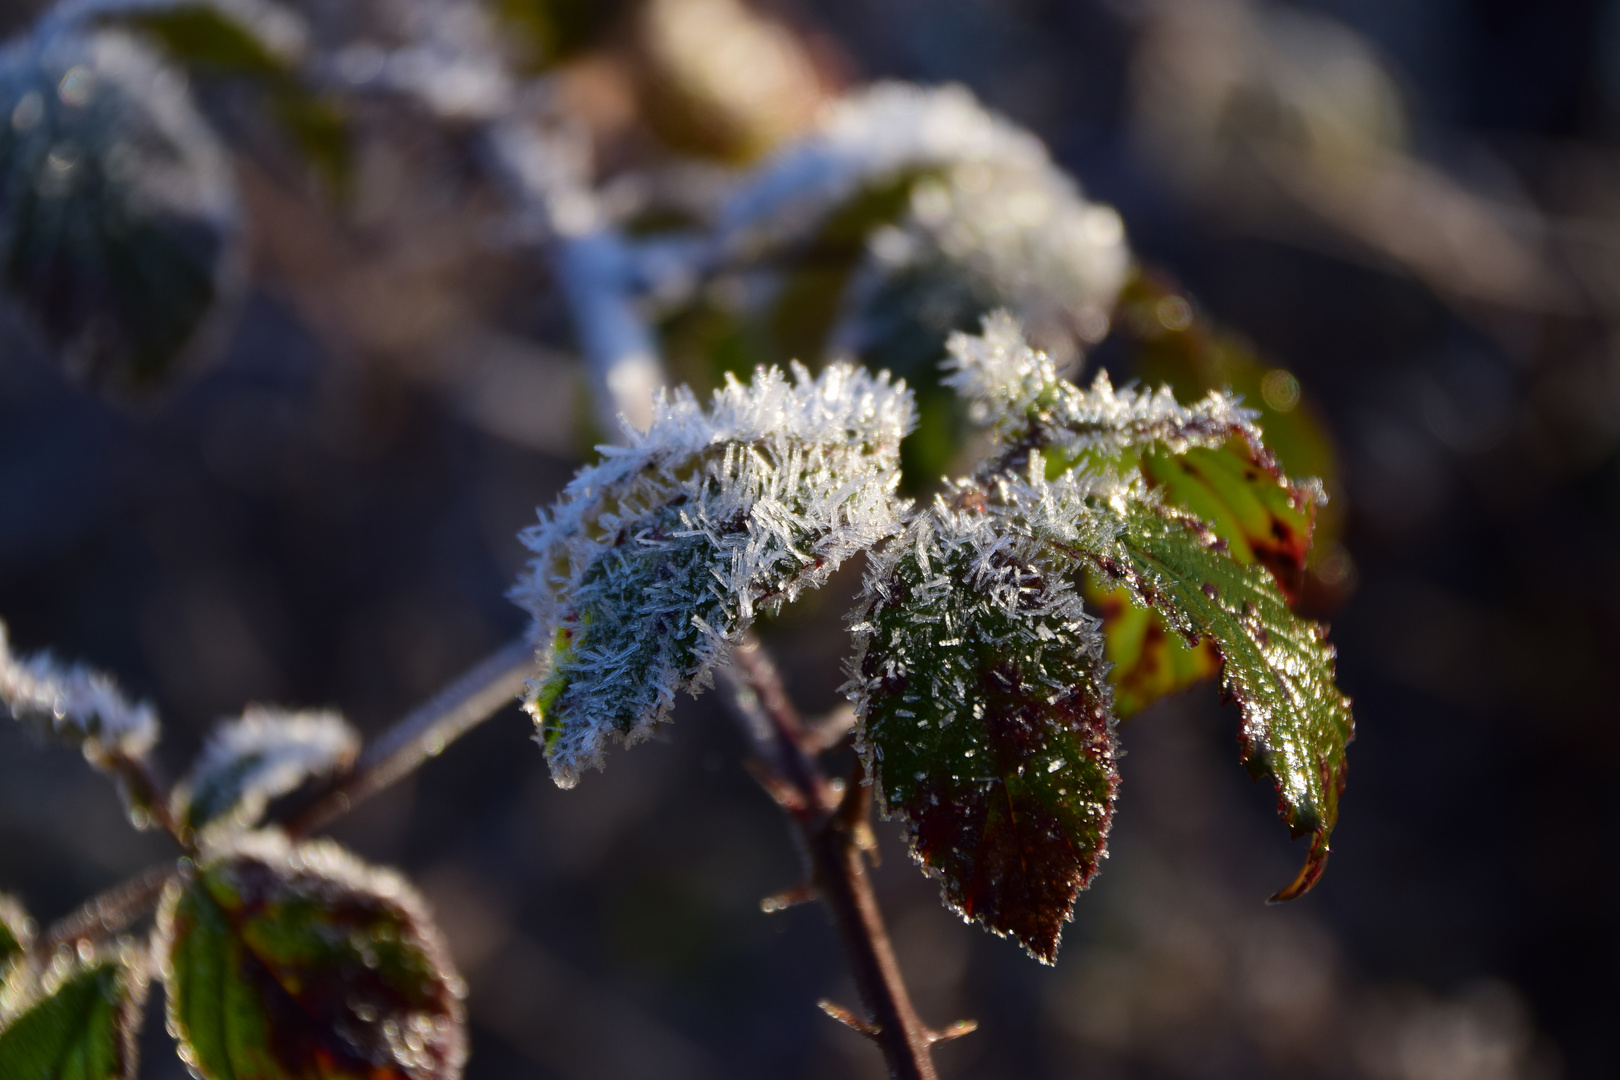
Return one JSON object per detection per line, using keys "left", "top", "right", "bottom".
{"left": 161, "top": 834, "right": 466, "bottom": 1080}
{"left": 495, "top": 0, "right": 623, "bottom": 72}
{"left": 0, "top": 958, "right": 141, "bottom": 1080}
{"left": 113, "top": 4, "right": 352, "bottom": 196}
{"left": 0, "top": 29, "right": 239, "bottom": 392}
{"left": 852, "top": 504, "right": 1118, "bottom": 963}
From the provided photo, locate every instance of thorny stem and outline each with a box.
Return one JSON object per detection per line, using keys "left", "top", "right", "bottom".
{"left": 285, "top": 637, "right": 533, "bottom": 837}
{"left": 33, "top": 638, "right": 534, "bottom": 958}
{"left": 25, "top": 862, "right": 175, "bottom": 967}
{"left": 722, "top": 634, "right": 949, "bottom": 1080}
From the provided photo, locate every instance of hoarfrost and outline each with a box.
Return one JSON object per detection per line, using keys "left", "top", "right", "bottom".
{"left": 515, "top": 362, "right": 913, "bottom": 787}
{"left": 176, "top": 707, "right": 361, "bottom": 835}
{"left": 944, "top": 311, "right": 1261, "bottom": 456}
{"left": 0, "top": 619, "right": 158, "bottom": 760}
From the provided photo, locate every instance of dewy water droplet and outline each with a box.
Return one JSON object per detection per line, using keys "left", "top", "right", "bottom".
{"left": 10, "top": 90, "right": 43, "bottom": 132}
{"left": 57, "top": 65, "right": 95, "bottom": 107}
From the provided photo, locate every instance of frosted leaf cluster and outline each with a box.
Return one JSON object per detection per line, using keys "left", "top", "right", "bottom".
{"left": 944, "top": 311, "right": 1261, "bottom": 456}
{"left": 175, "top": 707, "right": 361, "bottom": 835}
{"left": 0, "top": 620, "right": 158, "bottom": 760}
{"left": 516, "top": 362, "right": 913, "bottom": 787}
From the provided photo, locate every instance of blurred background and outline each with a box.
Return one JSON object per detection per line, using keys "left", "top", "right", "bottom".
{"left": 1, "top": 0, "right": 1617, "bottom": 1077}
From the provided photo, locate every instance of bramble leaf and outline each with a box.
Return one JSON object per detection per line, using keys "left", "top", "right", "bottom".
{"left": 1093, "top": 498, "right": 1354, "bottom": 900}
{"left": 174, "top": 708, "right": 360, "bottom": 837}
{"left": 515, "top": 362, "right": 912, "bottom": 787}
{"left": 160, "top": 832, "right": 467, "bottom": 1080}
{"left": 849, "top": 492, "right": 1118, "bottom": 963}
{"left": 1083, "top": 575, "right": 1218, "bottom": 719}
{"left": 0, "top": 952, "right": 145, "bottom": 1080}
{"left": 0, "top": 27, "right": 240, "bottom": 392}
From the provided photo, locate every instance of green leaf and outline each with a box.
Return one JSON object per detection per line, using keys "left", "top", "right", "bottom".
{"left": 849, "top": 497, "right": 1118, "bottom": 962}
{"left": 0, "top": 956, "right": 143, "bottom": 1080}
{"left": 160, "top": 832, "right": 466, "bottom": 1080}
{"left": 1082, "top": 575, "right": 1218, "bottom": 719}
{"left": 1085, "top": 437, "right": 1316, "bottom": 718}
{"left": 0, "top": 29, "right": 240, "bottom": 393}
{"left": 1096, "top": 499, "right": 1354, "bottom": 900}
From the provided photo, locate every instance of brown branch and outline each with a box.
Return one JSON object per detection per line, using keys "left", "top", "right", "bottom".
{"left": 285, "top": 637, "right": 533, "bottom": 837}
{"left": 721, "top": 634, "right": 949, "bottom": 1080}
{"left": 28, "top": 637, "right": 538, "bottom": 962}
{"left": 29, "top": 861, "right": 177, "bottom": 965}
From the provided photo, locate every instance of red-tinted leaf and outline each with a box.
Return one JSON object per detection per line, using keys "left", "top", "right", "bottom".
{"left": 849, "top": 502, "right": 1118, "bottom": 962}
{"left": 161, "top": 832, "right": 467, "bottom": 1080}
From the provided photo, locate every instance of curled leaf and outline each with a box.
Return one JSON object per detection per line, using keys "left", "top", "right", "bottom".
{"left": 175, "top": 707, "right": 360, "bottom": 837}
{"left": 514, "top": 362, "right": 913, "bottom": 787}
{"left": 0, "top": 947, "right": 146, "bottom": 1080}
{"left": 160, "top": 831, "right": 467, "bottom": 1080}
{"left": 848, "top": 490, "right": 1118, "bottom": 962}
{"left": 0, "top": 25, "right": 239, "bottom": 392}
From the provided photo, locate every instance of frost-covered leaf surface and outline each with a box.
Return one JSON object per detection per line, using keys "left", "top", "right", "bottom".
{"left": 515, "top": 362, "right": 912, "bottom": 787}
{"left": 1092, "top": 499, "right": 1353, "bottom": 900}
{"left": 848, "top": 490, "right": 1118, "bottom": 962}
{"left": 0, "top": 620, "right": 159, "bottom": 762}
{"left": 0, "top": 952, "right": 144, "bottom": 1080}
{"left": 176, "top": 708, "right": 360, "bottom": 836}
{"left": 161, "top": 832, "right": 466, "bottom": 1080}
{"left": 944, "top": 312, "right": 1258, "bottom": 460}
{"left": 0, "top": 25, "right": 238, "bottom": 391}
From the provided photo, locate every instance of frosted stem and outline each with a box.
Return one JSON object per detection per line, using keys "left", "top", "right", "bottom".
{"left": 285, "top": 638, "right": 532, "bottom": 836}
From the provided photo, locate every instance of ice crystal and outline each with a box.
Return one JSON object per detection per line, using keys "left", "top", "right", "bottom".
{"left": 176, "top": 707, "right": 361, "bottom": 835}
{"left": 944, "top": 311, "right": 1261, "bottom": 456}
{"left": 0, "top": 620, "right": 158, "bottom": 761}
{"left": 515, "top": 362, "right": 913, "bottom": 787}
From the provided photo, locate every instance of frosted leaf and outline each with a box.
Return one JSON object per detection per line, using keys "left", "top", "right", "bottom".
{"left": 846, "top": 474, "right": 1119, "bottom": 962}
{"left": 174, "top": 707, "right": 361, "bottom": 836}
{"left": 719, "top": 82, "right": 1052, "bottom": 252}
{"left": 831, "top": 159, "right": 1129, "bottom": 363}
{"left": 0, "top": 620, "right": 159, "bottom": 762}
{"left": 159, "top": 830, "right": 467, "bottom": 1080}
{"left": 944, "top": 311, "right": 1262, "bottom": 456}
{"left": 1001, "top": 473, "right": 1353, "bottom": 903}
{"left": 0, "top": 26, "right": 239, "bottom": 392}
{"left": 514, "top": 362, "right": 913, "bottom": 787}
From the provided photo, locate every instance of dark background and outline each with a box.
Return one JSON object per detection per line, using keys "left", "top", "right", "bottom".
{"left": 2, "top": 0, "right": 1618, "bottom": 1077}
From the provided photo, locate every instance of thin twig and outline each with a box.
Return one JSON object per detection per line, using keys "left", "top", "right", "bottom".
{"left": 29, "top": 638, "right": 536, "bottom": 962}
{"left": 28, "top": 862, "right": 176, "bottom": 965}
{"left": 722, "top": 634, "right": 948, "bottom": 1080}
{"left": 285, "top": 637, "right": 533, "bottom": 837}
